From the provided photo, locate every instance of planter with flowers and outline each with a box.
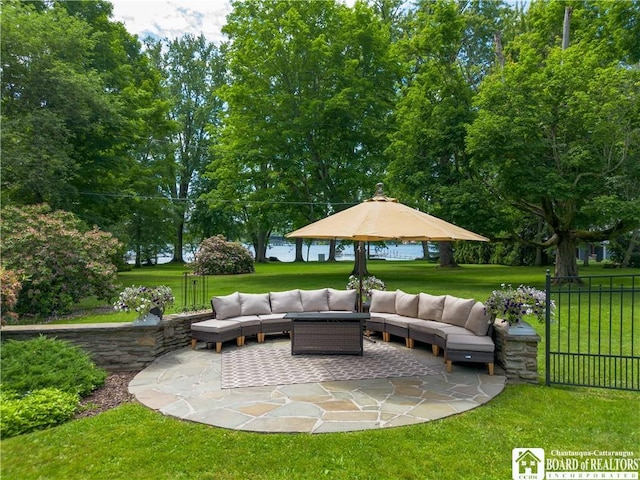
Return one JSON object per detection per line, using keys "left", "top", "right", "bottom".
{"left": 114, "top": 285, "right": 175, "bottom": 326}
{"left": 484, "top": 284, "right": 553, "bottom": 330}
{"left": 347, "top": 274, "right": 386, "bottom": 307}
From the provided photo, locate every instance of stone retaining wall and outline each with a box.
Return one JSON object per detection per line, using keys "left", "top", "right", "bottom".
{"left": 492, "top": 320, "right": 541, "bottom": 383}
{"left": 2, "top": 314, "right": 542, "bottom": 383}
{"left": 0, "top": 312, "right": 212, "bottom": 372}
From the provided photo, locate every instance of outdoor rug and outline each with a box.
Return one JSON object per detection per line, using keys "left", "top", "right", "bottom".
{"left": 221, "top": 341, "right": 436, "bottom": 389}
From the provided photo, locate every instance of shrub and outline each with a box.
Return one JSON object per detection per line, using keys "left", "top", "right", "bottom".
{"left": 0, "top": 336, "right": 107, "bottom": 397}
{"left": 1, "top": 204, "right": 122, "bottom": 316}
{"left": 192, "top": 235, "right": 255, "bottom": 275}
{"left": 0, "top": 387, "right": 79, "bottom": 438}
{"left": 0, "top": 267, "right": 23, "bottom": 324}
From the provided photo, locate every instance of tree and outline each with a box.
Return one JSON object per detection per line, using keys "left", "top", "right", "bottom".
{"left": 1, "top": 1, "right": 166, "bottom": 230}
{"left": 467, "top": 1, "right": 640, "bottom": 280}
{"left": 147, "top": 34, "right": 226, "bottom": 263}
{"left": 1, "top": 204, "right": 121, "bottom": 316}
{"left": 386, "top": 0, "right": 510, "bottom": 267}
{"left": 207, "top": 0, "right": 398, "bottom": 262}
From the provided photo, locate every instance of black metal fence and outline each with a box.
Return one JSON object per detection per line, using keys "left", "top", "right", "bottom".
{"left": 181, "top": 273, "right": 211, "bottom": 312}
{"left": 545, "top": 272, "right": 639, "bottom": 391}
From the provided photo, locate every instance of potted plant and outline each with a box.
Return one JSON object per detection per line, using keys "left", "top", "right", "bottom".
{"left": 484, "top": 284, "right": 553, "bottom": 326}
{"left": 347, "top": 275, "right": 386, "bottom": 303}
{"left": 114, "top": 285, "right": 175, "bottom": 325}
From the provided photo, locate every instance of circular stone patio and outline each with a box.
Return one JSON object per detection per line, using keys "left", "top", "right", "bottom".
{"left": 129, "top": 336, "right": 506, "bottom": 434}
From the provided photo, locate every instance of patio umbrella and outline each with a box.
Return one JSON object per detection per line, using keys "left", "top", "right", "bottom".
{"left": 286, "top": 183, "right": 489, "bottom": 311}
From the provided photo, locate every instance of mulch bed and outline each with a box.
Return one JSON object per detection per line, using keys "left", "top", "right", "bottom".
{"left": 75, "top": 371, "right": 140, "bottom": 419}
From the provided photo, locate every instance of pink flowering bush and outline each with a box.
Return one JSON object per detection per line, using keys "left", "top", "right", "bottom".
{"left": 0, "top": 267, "right": 23, "bottom": 324}
{"left": 192, "top": 235, "right": 254, "bottom": 275}
{"left": 1, "top": 204, "right": 122, "bottom": 317}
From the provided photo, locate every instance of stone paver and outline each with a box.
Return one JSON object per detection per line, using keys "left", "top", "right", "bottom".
{"left": 129, "top": 337, "right": 506, "bottom": 434}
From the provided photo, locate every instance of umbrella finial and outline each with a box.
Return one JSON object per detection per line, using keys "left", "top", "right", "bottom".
{"left": 367, "top": 182, "right": 397, "bottom": 203}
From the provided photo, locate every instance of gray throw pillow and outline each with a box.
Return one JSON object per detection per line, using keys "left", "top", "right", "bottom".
{"left": 395, "top": 290, "right": 419, "bottom": 317}
{"left": 370, "top": 290, "right": 397, "bottom": 314}
{"left": 300, "top": 288, "right": 330, "bottom": 311}
{"left": 441, "top": 295, "right": 476, "bottom": 327}
{"left": 465, "top": 302, "right": 492, "bottom": 336}
{"left": 239, "top": 292, "right": 271, "bottom": 316}
{"left": 270, "top": 290, "right": 303, "bottom": 313}
{"left": 212, "top": 292, "right": 241, "bottom": 320}
{"left": 417, "top": 293, "right": 446, "bottom": 321}
{"left": 328, "top": 288, "right": 357, "bottom": 311}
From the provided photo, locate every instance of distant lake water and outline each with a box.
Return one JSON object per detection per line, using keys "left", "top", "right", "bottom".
{"left": 245, "top": 242, "right": 436, "bottom": 262}
{"left": 139, "top": 241, "right": 437, "bottom": 264}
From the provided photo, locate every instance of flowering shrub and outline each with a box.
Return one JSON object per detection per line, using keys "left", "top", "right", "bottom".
{"left": 113, "top": 285, "right": 175, "bottom": 317}
{"left": 191, "top": 235, "right": 255, "bottom": 275}
{"left": 1, "top": 204, "right": 121, "bottom": 316}
{"left": 484, "top": 284, "right": 554, "bottom": 325}
{"left": 0, "top": 268, "right": 23, "bottom": 324}
{"left": 346, "top": 275, "right": 386, "bottom": 297}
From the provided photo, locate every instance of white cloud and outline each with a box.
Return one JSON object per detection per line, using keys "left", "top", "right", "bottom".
{"left": 110, "top": 0, "right": 233, "bottom": 43}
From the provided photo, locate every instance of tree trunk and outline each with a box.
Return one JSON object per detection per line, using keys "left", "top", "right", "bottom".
{"left": 294, "top": 238, "right": 305, "bottom": 262}
{"left": 421, "top": 241, "right": 429, "bottom": 259}
{"left": 328, "top": 239, "right": 337, "bottom": 261}
{"left": 253, "top": 232, "right": 269, "bottom": 263}
{"left": 438, "top": 241, "right": 458, "bottom": 268}
{"left": 172, "top": 219, "right": 185, "bottom": 263}
{"left": 622, "top": 229, "right": 639, "bottom": 268}
{"left": 350, "top": 242, "right": 369, "bottom": 276}
{"left": 554, "top": 232, "right": 582, "bottom": 283}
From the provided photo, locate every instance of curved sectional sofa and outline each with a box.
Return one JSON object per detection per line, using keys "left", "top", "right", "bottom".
{"left": 190, "top": 288, "right": 495, "bottom": 374}
{"left": 365, "top": 289, "right": 495, "bottom": 375}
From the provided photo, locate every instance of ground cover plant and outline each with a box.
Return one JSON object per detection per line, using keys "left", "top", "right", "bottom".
{"left": 0, "top": 336, "right": 107, "bottom": 438}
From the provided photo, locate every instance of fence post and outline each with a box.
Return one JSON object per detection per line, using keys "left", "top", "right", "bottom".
{"left": 545, "top": 269, "right": 552, "bottom": 386}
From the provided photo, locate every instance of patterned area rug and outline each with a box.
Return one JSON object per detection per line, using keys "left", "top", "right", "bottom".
{"left": 221, "top": 341, "right": 435, "bottom": 389}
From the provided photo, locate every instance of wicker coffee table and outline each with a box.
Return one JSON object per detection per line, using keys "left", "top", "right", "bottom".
{"left": 285, "top": 312, "right": 369, "bottom": 355}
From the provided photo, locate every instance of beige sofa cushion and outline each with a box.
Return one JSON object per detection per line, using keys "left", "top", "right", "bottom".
{"left": 418, "top": 293, "right": 446, "bottom": 321}
{"left": 239, "top": 293, "right": 271, "bottom": 316}
{"left": 395, "top": 290, "right": 419, "bottom": 318}
{"left": 442, "top": 295, "right": 476, "bottom": 327}
{"left": 465, "top": 301, "right": 492, "bottom": 336}
{"left": 212, "top": 292, "right": 241, "bottom": 320}
{"left": 328, "top": 288, "right": 357, "bottom": 311}
{"left": 270, "top": 290, "right": 303, "bottom": 313}
{"left": 300, "top": 288, "right": 329, "bottom": 311}
{"left": 370, "top": 290, "right": 397, "bottom": 314}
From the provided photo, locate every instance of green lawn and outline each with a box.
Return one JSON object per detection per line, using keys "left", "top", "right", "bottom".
{"left": 3, "top": 262, "right": 638, "bottom": 479}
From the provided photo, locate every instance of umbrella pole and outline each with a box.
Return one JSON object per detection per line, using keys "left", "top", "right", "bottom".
{"left": 357, "top": 241, "right": 364, "bottom": 313}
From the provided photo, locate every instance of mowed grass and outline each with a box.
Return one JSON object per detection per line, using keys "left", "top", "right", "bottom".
{"left": 1, "top": 385, "right": 637, "bottom": 480}
{"left": 5, "top": 262, "right": 638, "bottom": 479}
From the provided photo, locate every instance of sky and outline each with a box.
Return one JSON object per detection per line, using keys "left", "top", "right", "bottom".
{"left": 110, "top": 0, "right": 234, "bottom": 44}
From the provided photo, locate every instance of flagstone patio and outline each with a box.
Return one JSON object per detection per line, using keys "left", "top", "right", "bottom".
{"left": 129, "top": 336, "right": 506, "bottom": 434}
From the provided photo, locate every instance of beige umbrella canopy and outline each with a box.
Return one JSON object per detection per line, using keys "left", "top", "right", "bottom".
{"left": 287, "top": 183, "right": 488, "bottom": 312}
{"left": 286, "top": 183, "right": 489, "bottom": 243}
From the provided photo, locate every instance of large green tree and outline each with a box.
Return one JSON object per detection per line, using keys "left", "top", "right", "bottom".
{"left": 1, "top": 1, "right": 164, "bottom": 229}
{"left": 206, "top": 0, "right": 398, "bottom": 262}
{"left": 147, "top": 34, "right": 226, "bottom": 263}
{"left": 386, "top": 0, "right": 511, "bottom": 266}
{"left": 466, "top": 0, "right": 640, "bottom": 280}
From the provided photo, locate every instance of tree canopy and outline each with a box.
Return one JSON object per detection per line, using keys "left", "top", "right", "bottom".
{"left": 1, "top": 0, "right": 638, "bottom": 275}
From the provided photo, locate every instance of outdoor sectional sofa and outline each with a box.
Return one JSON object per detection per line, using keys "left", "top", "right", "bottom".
{"left": 190, "top": 288, "right": 358, "bottom": 352}
{"left": 190, "top": 288, "right": 495, "bottom": 374}
{"left": 365, "top": 289, "right": 495, "bottom": 375}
